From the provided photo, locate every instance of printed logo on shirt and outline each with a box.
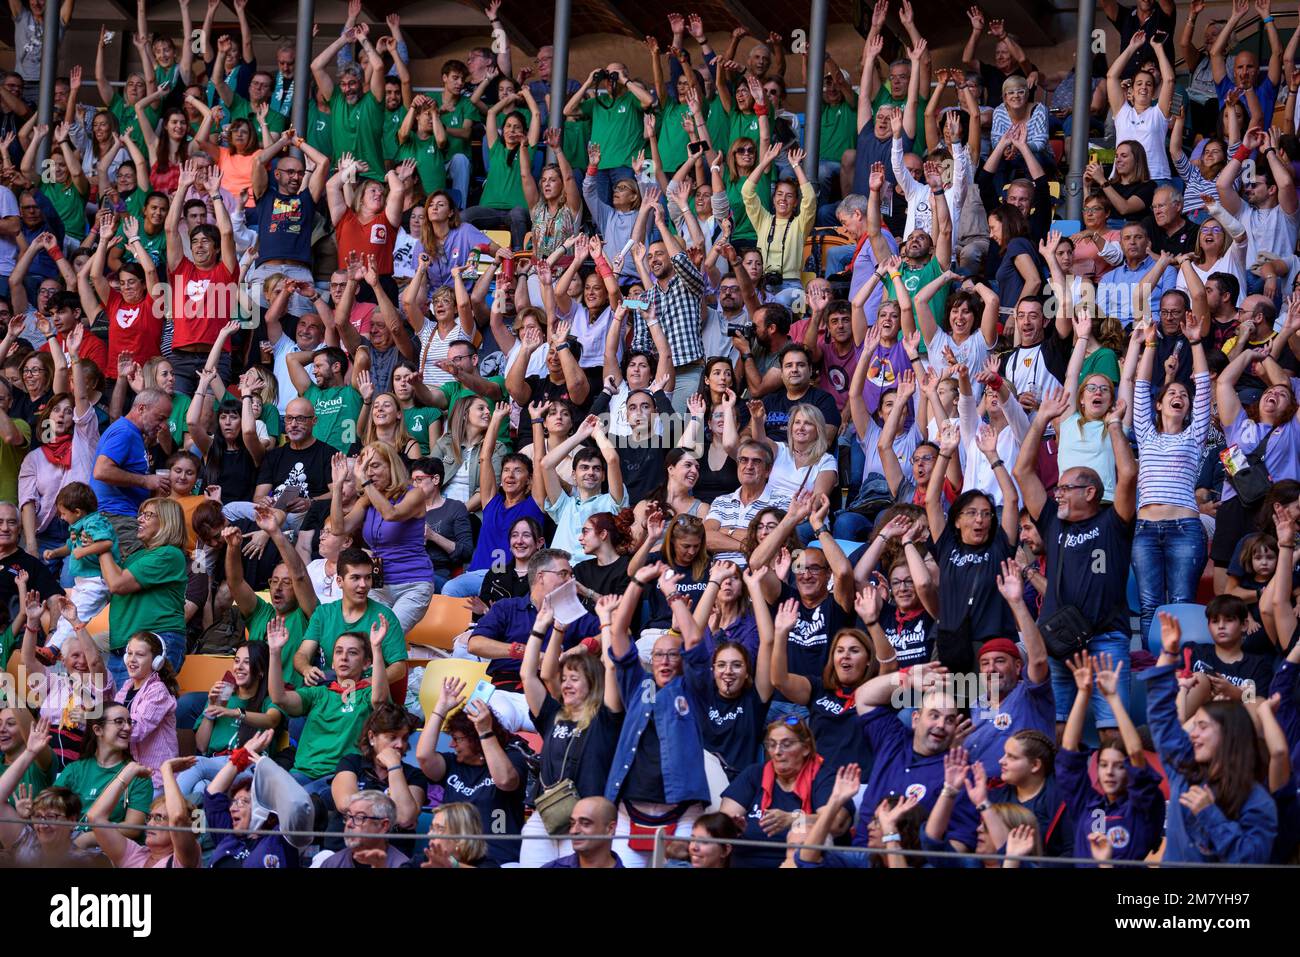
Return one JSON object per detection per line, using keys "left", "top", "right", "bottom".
{"left": 993, "top": 711, "right": 1012, "bottom": 731}
{"left": 270, "top": 197, "right": 303, "bottom": 234}
{"left": 674, "top": 695, "right": 690, "bottom": 717}
{"left": 115, "top": 305, "right": 141, "bottom": 329}
{"left": 904, "top": 783, "right": 927, "bottom": 802}
{"left": 707, "top": 704, "right": 746, "bottom": 726}
{"left": 445, "top": 772, "right": 494, "bottom": 798}
{"left": 788, "top": 605, "right": 829, "bottom": 648}
{"left": 184, "top": 278, "right": 211, "bottom": 304}
{"left": 813, "top": 695, "right": 846, "bottom": 717}
{"left": 1107, "top": 825, "right": 1131, "bottom": 850}
{"left": 263, "top": 854, "right": 282, "bottom": 867}
{"left": 369, "top": 223, "right": 388, "bottom": 245}
{"left": 867, "top": 353, "right": 897, "bottom": 389}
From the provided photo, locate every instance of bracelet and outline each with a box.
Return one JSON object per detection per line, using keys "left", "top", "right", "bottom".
{"left": 1185, "top": 338, "right": 1202, "bottom": 345}
{"left": 228, "top": 748, "right": 254, "bottom": 773}
{"left": 877, "top": 652, "right": 897, "bottom": 664}
{"left": 362, "top": 479, "right": 374, "bottom": 489}
{"left": 862, "top": 618, "right": 879, "bottom": 626}
{"left": 586, "top": 165, "right": 598, "bottom": 176}
{"left": 530, "top": 630, "right": 547, "bottom": 639}
{"left": 385, "top": 764, "right": 403, "bottom": 774}
{"left": 941, "top": 784, "right": 961, "bottom": 799}
{"left": 1263, "top": 14, "right": 1275, "bottom": 23}
{"left": 937, "top": 450, "right": 952, "bottom": 459}
{"left": 889, "top": 271, "right": 902, "bottom": 280}
{"left": 989, "top": 458, "right": 1004, "bottom": 471}
{"left": 508, "top": 642, "right": 526, "bottom": 659}
{"left": 740, "top": 353, "right": 752, "bottom": 362}
{"left": 753, "top": 104, "right": 768, "bottom": 116}
{"left": 430, "top": 711, "right": 446, "bottom": 724}
{"left": 478, "top": 731, "right": 497, "bottom": 742}
{"left": 881, "top": 833, "right": 902, "bottom": 844}
{"left": 976, "top": 800, "right": 991, "bottom": 813}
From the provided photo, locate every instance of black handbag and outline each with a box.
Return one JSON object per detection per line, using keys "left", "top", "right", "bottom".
{"left": 1038, "top": 550, "right": 1093, "bottom": 660}
{"left": 1225, "top": 426, "right": 1279, "bottom": 508}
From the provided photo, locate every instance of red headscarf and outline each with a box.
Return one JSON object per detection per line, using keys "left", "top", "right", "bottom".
{"left": 760, "top": 752, "right": 825, "bottom": 813}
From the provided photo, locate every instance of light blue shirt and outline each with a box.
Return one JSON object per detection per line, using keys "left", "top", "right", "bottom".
{"left": 544, "top": 490, "right": 628, "bottom": 563}
{"left": 1096, "top": 254, "right": 1172, "bottom": 327}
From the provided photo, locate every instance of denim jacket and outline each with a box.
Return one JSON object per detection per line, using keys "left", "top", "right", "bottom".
{"left": 603, "top": 644, "right": 710, "bottom": 806}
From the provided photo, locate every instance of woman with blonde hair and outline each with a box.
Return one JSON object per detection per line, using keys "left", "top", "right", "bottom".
{"left": 517, "top": 594, "right": 621, "bottom": 866}
{"left": 412, "top": 801, "right": 495, "bottom": 868}
{"left": 431, "top": 395, "right": 505, "bottom": 513}
{"left": 328, "top": 446, "right": 432, "bottom": 631}
{"left": 751, "top": 402, "right": 838, "bottom": 508}
{"left": 327, "top": 154, "right": 412, "bottom": 304}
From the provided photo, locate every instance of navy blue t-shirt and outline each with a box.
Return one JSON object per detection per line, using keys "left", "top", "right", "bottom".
{"left": 531, "top": 695, "right": 623, "bottom": 799}
{"left": 1056, "top": 747, "right": 1165, "bottom": 862}
{"left": 1035, "top": 499, "right": 1134, "bottom": 635}
{"left": 776, "top": 584, "right": 854, "bottom": 688}
{"left": 428, "top": 749, "right": 528, "bottom": 865}
{"left": 934, "top": 524, "right": 1017, "bottom": 644}
{"left": 761, "top": 386, "right": 841, "bottom": 444}
{"left": 721, "top": 760, "right": 839, "bottom": 868}
{"left": 806, "top": 676, "right": 873, "bottom": 776}
{"left": 989, "top": 776, "right": 1072, "bottom": 857}
{"left": 256, "top": 186, "right": 317, "bottom": 265}
{"left": 683, "top": 641, "right": 768, "bottom": 779}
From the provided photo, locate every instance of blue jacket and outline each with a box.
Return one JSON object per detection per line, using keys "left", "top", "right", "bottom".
{"left": 203, "top": 791, "right": 301, "bottom": 869}
{"left": 604, "top": 643, "right": 711, "bottom": 806}
{"left": 1142, "top": 664, "right": 1277, "bottom": 863}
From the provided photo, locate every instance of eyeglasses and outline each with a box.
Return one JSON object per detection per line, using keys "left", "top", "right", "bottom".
{"left": 342, "top": 812, "right": 387, "bottom": 826}
{"left": 765, "top": 739, "right": 803, "bottom": 753}
{"left": 541, "top": 567, "right": 573, "bottom": 580}
{"left": 889, "top": 578, "right": 914, "bottom": 590}
{"left": 32, "top": 814, "right": 64, "bottom": 824}
{"left": 1158, "top": 309, "right": 1184, "bottom": 318}
{"left": 1200, "top": 225, "right": 1223, "bottom": 235}
{"left": 959, "top": 509, "right": 994, "bottom": 520}
{"left": 734, "top": 146, "right": 756, "bottom": 154}
{"left": 651, "top": 650, "right": 683, "bottom": 661}
{"left": 284, "top": 414, "right": 315, "bottom": 423}
{"left": 139, "top": 511, "right": 158, "bottom": 521}
{"left": 1082, "top": 383, "right": 1112, "bottom": 394}
{"left": 106, "top": 716, "right": 133, "bottom": 726}
{"left": 1055, "top": 482, "right": 1090, "bottom": 494}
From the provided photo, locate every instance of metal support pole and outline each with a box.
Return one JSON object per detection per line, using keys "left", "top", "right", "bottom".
{"left": 803, "top": 0, "right": 829, "bottom": 184}
{"left": 547, "top": 0, "right": 572, "bottom": 163}
{"left": 291, "top": 0, "right": 316, "bottom": 156}
{"left": 1066, "top": 1, "right": 1096, "bottom": 220}
{"left": 35, "top": 0, "right": 61, "bottom": 169}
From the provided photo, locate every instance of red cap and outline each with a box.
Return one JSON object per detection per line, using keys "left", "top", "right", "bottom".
{"left": 977, "top": 638, "right": 1020, "bottom": 660}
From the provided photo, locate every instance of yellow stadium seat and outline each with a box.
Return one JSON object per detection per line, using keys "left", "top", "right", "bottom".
{"left": 176, "top": 654, "right": 236, "bottom": 697}
{"left": 407, "top": 595, "right": 473, "bottom": 653}
{"left": 417, "top": 658, "right": 489, "bottom": 722}
{"left": 483, "top": 229, "right": 513, "bottom": 251}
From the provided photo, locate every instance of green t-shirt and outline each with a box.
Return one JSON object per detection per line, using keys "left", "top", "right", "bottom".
{"left": 110, "top": 93, "right": 156, "bottom": 152}
{"left": 561, "top": 118, "right": 591, "bottom": 171}
{"left": 66, "top": 512, "right": 119, "bottom": 579}
{"left": 55, "top": 757, "right": 153, "bottom": 823}
{"left": 284, "top": 684, "right": 374, "bottom": 778}
{"left": 108, "top": 545, "right": 188, "bottom": 649}
{"left": 0, "top": 419, "right": 28, "bottom": 507}
{"left": 261, "top": 402, "right": 281, "bottom": 438}
{"left": 246, "top": 597, "right": 310, "bottom": 689}
{"left": 441, "top": 96, "right": 481, "bottom": 159}
{"left": 120, "top": 187, "right": 148, "bottom": 220}
{"left": 1080, "top": 347, "right": 1121, "bottom": 384}
{"left": 581, "top": 91, "right": 645, "bottom": 169}
{"left": 195, "top": 692, "right": 276, "bottom": 755}
{"left": 227, "top": 93, "right": 286, "bottom": 142}
{"left": 0, "top": 627, "right": 15, "bottom": 679}
{"left": 705, "top": 95, "right": 730, "bottom": 151}
{"left": 306, "top": 100, "right": 333, "bottom": 160}
{"left": 889, "top": 257, "right": 947, "bottom": 327}
{"left": 1, "top": 753, "right": 51, "bottom": 808}
{"left": 821, "top": 101, "right": 856, "bottom": 167}
{"left": 656, "top": 99, "right": 692, "bottom": 173}
{"left": 383, "top": 105, "right": 407, "bottom": 163}
{"left": 302, "top": 597, "right": 406, "bottom": 674}
{"left": 480, "top": 140, "right": 532, "bottom": 211}
{"left": 303, "top": 383, "right": 363, "bottom": 451}
{"left": 41, "top": 180, "right": 89, "bottom": 241}
{"left": 123, "top": 223, "right": 167, "bottom": 272}
{"left": 723, "top": 168, "right": 772, "bottom": 244}
{"left": 403, "top": 406, "right": 443, "bottom": 456}
{"left": 328, "top": 89, "right": 385, "bottom": 181}
{"left": 397, "top": 131, "right": 448, "bottom": 195}
{"left": 727, "top": 105, "right": 762, "bottom": 147}
{"left": 168, "top": 392, "right": 192, "bottom": 449}
{"left": 872, "top": 87, "right": 928, "bottom": 154}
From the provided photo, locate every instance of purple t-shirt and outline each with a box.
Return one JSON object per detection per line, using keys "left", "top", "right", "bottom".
{"left": 1220, "top": 410, "right": 1300, "bottom": 503}
{"left": 860, "top": 340, "right": 911, "bottom": 415}
{"left": 362, "top": 488, "right": 433, "bottom": 584}
{"left": 417, "top": 222, "right": 493, "bottom": 290}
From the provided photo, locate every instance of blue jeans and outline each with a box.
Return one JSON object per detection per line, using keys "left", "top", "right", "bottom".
{"left": 107, "top": 630, "right": 186, "bottom": 688}
{"left": 767, "top": 700, "right": 811, "bottom": 723}
{"left": 1132, "top": 517, "right": 1207, "bottom": 643}
{"left": 177, "top": 691, "right": 207, "bottom": 729}
{"left": 175, "top": 754, "right": 249, "bottom": 799}
{"left": 832, "top": 510, "right": 873, "bottom": 542}
{"left": 1047, "top": 630, "right": 1131, "bottom": 728}
{"left": 290, "top": 770, "right": 337, "bottom": 802}
{"left": 825, "top": 243, "right": 855, "bottom": 275}
{"left": 446, "top": 153, "right": 470, "bottom": 210}
{"left": 442, "top": 568, "right": 488, "bottom": 598}
{"left": 35, "top": 518, "right": 71, "bottom": 586}
{"left": 592, "top": 166, "right": 634, "bottom": 209}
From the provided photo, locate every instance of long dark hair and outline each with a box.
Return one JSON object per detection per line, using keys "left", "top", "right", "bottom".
{"left": 202, "top": 398, "right": 254, "bottom": 484}
{"left": 236, "top": 641, "right": 270, "bottom": 709}
{"left": 1180, "top": 700, "right": 1267, "bottom": 820}
{"left": 80, "top": 702, "right": 132, "bottom": 760}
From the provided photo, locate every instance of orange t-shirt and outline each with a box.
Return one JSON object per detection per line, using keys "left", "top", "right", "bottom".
{"left": 336, "top": 209, "right": 397, "bottom": 275}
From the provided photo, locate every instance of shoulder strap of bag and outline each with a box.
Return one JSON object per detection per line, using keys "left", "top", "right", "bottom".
{"left": 540, "top": 718, "right": 581, "bottom": 790}
{"left": 1246, "top": 425, "right": 1280, "bottom": 466}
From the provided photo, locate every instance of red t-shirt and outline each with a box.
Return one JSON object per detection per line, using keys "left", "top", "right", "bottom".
{"left": 102, "top": 290, "right": 163, "bottom": 371}
{"left": 40, "top": 328, "right": 111, "bottom": 379}
{"left": 336, "top": 209, "right": 397, "bottom": 276}
{"left": 170, "top": 258, "right": 238, "bottom": 351}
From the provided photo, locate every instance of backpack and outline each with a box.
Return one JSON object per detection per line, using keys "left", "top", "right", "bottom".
{"left": 191, "top": 606, "right": 248, "bottom": 656}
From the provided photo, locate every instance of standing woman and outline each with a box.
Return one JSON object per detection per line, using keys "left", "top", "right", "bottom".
{"left": 985, "top": 204, "right": 1043, "bottom": 307}
{"left": 417, "top": 191, "right": 499, "bottom": 292}
{"left": 1145, "top": 613, "right": 1276, "bottom": 862}
{"left": 523, "top": 128, "right": 583, "bottom": 261}
{"left": 1106, "top": 29, "right": 1175, "bottom": 182}
{"left": 518, "top": 596, "right": 623, "bottom": 867}
{"left": 188, "top": 372, "right": 263, "bottom": 505}
{"left": 97, "top": 497, "right": 189, "bottom": 685}
{"left": 691, "top": 559, "right": 759, "bottom": 662}
{"left": 357, "top": 382, "right": 422, "bottom": 461}
{"left": 927, "top": 421, "right": 1020, "bottom": 673}
{"left": 328, "top": 156, "right": 411, "bottom": 304}
{"left": 136, "top": 96, "right": 214, "bottom": 195}
{"left": 328, "top": 447, "right": 432, "bottom": 632}
{"left": 679, "top": 565, "right": 773, "bottom": 780}
{"left": 461, "top": 90, "right": 542, "bottom": 249}
{"left": 750, "top": 403, "right": 838, "bottom": 508}
{"left": 627, "top": 513, "right": 710, "bottom": 633}
{"left": 1131, "top": 289, "right": 1212, "bottom": 642}
{"left": 1054, "top": 313, "right": 1121, "bottom": 501}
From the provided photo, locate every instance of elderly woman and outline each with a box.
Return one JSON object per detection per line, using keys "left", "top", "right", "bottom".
{"left": 989, "top": 74, "right": 1051, "bottom": 178}
{"left": 97, "top": 497, "right": 189, "bottom": 685}
{"left": 19, "top": 330, "right": 99, "bottom": 580}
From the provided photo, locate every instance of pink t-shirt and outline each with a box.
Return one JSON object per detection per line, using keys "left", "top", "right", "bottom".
{"left": 787, "top": 321, "right": 863, "bottom": 412}
{"left": 116, "top": 841, "right": 173, "bottom": 868}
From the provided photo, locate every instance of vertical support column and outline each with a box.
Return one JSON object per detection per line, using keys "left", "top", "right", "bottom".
{"left": 291, "top": 0, "right": 316, "bottom": 157}
{"left": 547, "top": 0, "right": 573, "bottom": 162}
{"left": 1066, "top": 2, "right": 1096, "bottom": 220}
{"left": 802, "top": 0, "right": 830, "bottom": 182}
{"left": 35, "top": 0, "right": 62, "bottom": 168}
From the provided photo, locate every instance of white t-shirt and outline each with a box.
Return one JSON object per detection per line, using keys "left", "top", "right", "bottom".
{"left": 443, "top": 456, "right": 472, "bottom": 503}
{"left": 0, "top": 185, "right": 17, "bottom": 275}
{"left": 1113, "top": 102, "right": 1171, "bottom": 181}
{"left": 272, "top": 334, "right": 322, "bottom": 412}
{"left": 307, "top": 558, "right": 341, "bottom": 605}
{"left": 926, "top": 327, "right": 992, "bottom": 402}
{"left": 1175, "top": 242, "right": 1247, "bottom": 308}
{"left": 1240, "top": 203, "right": 1299, "bottom": 272}
{"left": 761, "top": 442, "right": 838, "bottom": 508}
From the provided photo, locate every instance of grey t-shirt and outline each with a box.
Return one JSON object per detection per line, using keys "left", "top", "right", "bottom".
{"left": 15, "top": 8, "right": 63, "bottom": 83}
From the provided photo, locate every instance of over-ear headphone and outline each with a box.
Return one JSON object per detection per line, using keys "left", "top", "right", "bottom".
{"left": 152, "top": 653, "right": 165, "bottom": 671}
{"left": 150, "top": 633, "right": 165, "bottom": 671}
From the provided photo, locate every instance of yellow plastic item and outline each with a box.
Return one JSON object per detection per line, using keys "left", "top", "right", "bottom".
{"left": 417, "top": 658, "right": 489, "bottom": 722}
{"left": 406, "top": 595, "right": 473, "bottom": 652}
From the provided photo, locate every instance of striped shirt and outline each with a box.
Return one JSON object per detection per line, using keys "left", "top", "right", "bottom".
{"left": 706, "top": 490, "right": 772, "bottom": 564}
{"left": 637, "top": 252, "right": 708, "bottom": 368}
{"left": 115, "top": 672, "right": 177, "bottom": 791}
{"left": 991, "top": 102, "right": 1050, "bottom": 155}
{"left": 1133, "top": 371, "right": 1212, "bottom": 511}
{"left": 1172, "top": 154, "right": 1219, "bottom": 215}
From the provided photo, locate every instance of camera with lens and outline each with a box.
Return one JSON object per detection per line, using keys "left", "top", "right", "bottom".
{"left": 761, "top": 271, "right": 784, "bottom": 292}
{"left": 727, "top": 318, "right": 755, "bottom": 339}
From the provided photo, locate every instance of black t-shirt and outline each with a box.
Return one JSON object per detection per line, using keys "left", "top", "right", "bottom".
{"left": 880, "top": 605, "right": 936, "bottom": 667}
{"left": 694, "top": 447, "right": 739, "bottom": 505}
{"left": 520, "top": 375, "right": 588, "bottom": 434}
{"left": 208, "top": 443, "right": 258, "bottom": 504}
{"left": 998, "top": 323, "right": 1073, "bottom": 390}
{"left": 1144, "top": 217, "right": 1198, "bottom": 258}
{"left": 334, "top": 753, "right": 431, "bottom": 832}
{"left": 1110, "top": 180, "right": 1157, "bottom": 222}
{"left": 1189, "top": 645, "right": 1276, "bottom": 695}
{"left": 532, "top": 695, "right": 623, "bottom": 799}
{"left": 761, "top": 386, "right": 842, "bottom": 444}
{"left": 683, "top": 641, "right": 769, "bottom": 778}
{"left": 574, "top": 555, "right": 631, "bottom": 599}
{"left": 642, "top": 552, "right": 709, "bottom": 630}
{"left": 1035, "top": 499, "right": 1134, "bottom": 635}
{"left": 980, "top": 63, "right": 1027, "bottom": 106}
{"left": 775, "top": 584, "right": 854, "bottom": 686}
{"left": 934, "top": 524, "right": 1017, "bottom": 643}
{"left": 429, "top": 748, "right": 528, "bottom": 865}
{"left": 721, "top": 761, "right": 839, "bottom": 868}
{"left": 806, "top": 676, "right": 874, "bottom": 775}
{"left": 480, "top": 565, "right": 529, "bottom": 607}
{"left": 255, "top": 438, "right": 338, "bottom": 501}
{"left": 10, "top": 389, "right": 51, "bottom": 431}
{"left": 1109, "top": 3, "right": 1177, "bottom": 77}
{"left": 0, "top": 548, "right": 64, "bottom": 621}
{"left": 619, "top": 716, "right": 666, "bottom": 803}
{"left": 619, "top": 443, "right": 669, "bottom": 507}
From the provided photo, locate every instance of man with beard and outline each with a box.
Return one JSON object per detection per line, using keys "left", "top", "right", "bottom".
{"left": 996, "top": 294, "right": 1069, "bottom": 417}
{"left": 311, "top": 25, "right": 387, "bottom": 182}
{"left": 637, "top": 232, "right": 708, "bottom": 413}
{"left": 759, "top": 344, "right": 841, "bottom": 446}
